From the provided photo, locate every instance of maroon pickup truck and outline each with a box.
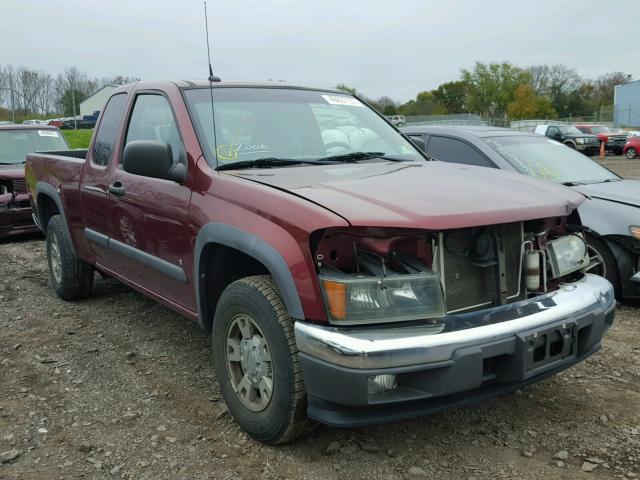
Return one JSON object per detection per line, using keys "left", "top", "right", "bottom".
{"left": 26, "top": 81, "right": 615, "bottom": 444}
{"left": 0, "top": 124, "right": 69, "bottom": 237}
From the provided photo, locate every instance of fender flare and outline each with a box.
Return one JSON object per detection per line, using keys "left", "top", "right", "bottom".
{"left": 35, "top": 181, "right": 75, "bottom": 254}
{"left": 194, "top": 222, "right": 305, "bottom": 328}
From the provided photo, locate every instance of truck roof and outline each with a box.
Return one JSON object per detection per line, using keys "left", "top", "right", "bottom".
{"left": 112, "top": 80, "right": 346, "bottom": 95}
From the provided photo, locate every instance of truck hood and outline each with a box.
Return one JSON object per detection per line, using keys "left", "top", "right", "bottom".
{"left": 229, "top": 162, "right": 586, "bottom": 230}
{"left": 573, "top": 179, "right": 640, "bottom": 208}
{"left": 0, "top": 164, "right": 26, "bottom": 180}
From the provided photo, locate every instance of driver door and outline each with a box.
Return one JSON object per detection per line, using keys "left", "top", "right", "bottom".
{"left": 106, "top": 92, "right": 195, "bottom": 310}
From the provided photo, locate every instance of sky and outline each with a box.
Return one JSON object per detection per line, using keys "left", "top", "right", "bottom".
{"left": 1, "top": 0, "right": 638, "bottom": 103}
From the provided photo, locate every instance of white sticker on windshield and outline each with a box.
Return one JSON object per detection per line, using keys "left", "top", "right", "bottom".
{"left": 321, "top": 94, "right": 364, "bottom": 107}
{"left": 38, "top": 130, "right": 59, "bottom": 137}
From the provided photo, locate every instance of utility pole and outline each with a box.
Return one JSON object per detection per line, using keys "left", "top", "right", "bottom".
{"left": 71, "top": 88, "right": 77, "bottom": 130}
{"left": 8, "top": 74, "right": 16, "bottom": 123}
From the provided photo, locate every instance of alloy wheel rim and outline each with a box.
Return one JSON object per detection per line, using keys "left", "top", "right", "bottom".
{"left": 225, "top": 313, "right": 273, "bottom": 412}
{"left": 627, "top": 148, "right": 636, "bottom": 159}
{"left": 585, "top": 244, "right": 606, "bottom": 278}
{"left": 50, "top": 233, "right": 62, "bottom": 284}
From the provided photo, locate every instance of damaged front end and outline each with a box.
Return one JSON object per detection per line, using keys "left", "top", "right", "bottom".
{"left": 295, "top": 214, "right": 615, "bottom": 427}
{"left": 0, "top": 176, "right": 38, "bottom": 238}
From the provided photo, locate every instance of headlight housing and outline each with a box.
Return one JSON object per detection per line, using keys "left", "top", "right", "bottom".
{"left": 630, "top": 225, "right": 640, "bottom": 240}
{"left": 319, "top": 273, "right": 445, "bottom": 325}
{"left": 576, "top": 137, "right": 585, "bottom": 144}
{"left": 547, "top": 234, "right": 589, "bottom": 278}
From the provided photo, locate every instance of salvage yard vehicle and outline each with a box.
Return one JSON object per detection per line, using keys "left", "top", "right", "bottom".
{"left": 624, "top": 135, "right": 640, "bottom": 159}
{"left": 533, "top": 124, "right": 600, "bottom": 155}
{"left": 575, "top": 124, "right": 628, "bottom": 155}
{"left": 26, "top": 81, "right": 615, "bottom": 444}
{"left": 402, "top": 125, "right": 640, "bottom": 300}
{"left": 0, "top": 124, "right": 69, "bottom": 238}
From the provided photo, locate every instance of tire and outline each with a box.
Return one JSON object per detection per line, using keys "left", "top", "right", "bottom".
{"left": 212, "top": 275, "right": 311, "bottom": 444}
{"left": 564, "top": 142, "right": 576, "bottom": 149}
{"left": 46, "top": 215, "right": 93, "bottom": 300}
{"left": 585, "top": 234, "right": 620, "bottom": 296}
{"left": 626, "top": 147, "right": 637, "bottom": 159}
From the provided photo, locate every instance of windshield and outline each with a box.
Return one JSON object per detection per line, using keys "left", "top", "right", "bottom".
{"left": 183, "top": 87, "right": 422, "bottom": 167}
{"left": 558, "top": 126, "right": 582, "bottom": 135}
{"left": 0, "top": 129, "right": 68, "bottom": 164}
{"left": 483, "top": 136, "right": 619, "bottom": 184}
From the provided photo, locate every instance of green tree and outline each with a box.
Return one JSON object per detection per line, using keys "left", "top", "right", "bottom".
{"left": 433, "top": 80, "right": 468, "bottom": 113}
{"left": 461, "top": 62, "right": 529, "bottom": 117}
{"left": 398, "top": 91, "right": 442, "bottom": 116}
{"left": 335, "top": 84, "right": 357, "bottom": 95}
{"left": 507, "top": 85, "right": 556, "bottom": 120}
{"left": 59, "top": 89, "right": 87, "bottom": 117}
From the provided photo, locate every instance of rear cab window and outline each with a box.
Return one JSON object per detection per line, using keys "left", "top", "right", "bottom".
{"left": 91, "top": 93, "right": 128, "bottom": 166}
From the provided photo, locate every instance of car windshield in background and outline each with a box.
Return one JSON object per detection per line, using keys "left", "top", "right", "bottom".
{"left": 559, "top": 126, "right": 583, "bottom": 135}
{"left": 183, "top": 88, "right": 422, "bottom": 167}
{"left": 483, "top": 136, "right": 619, "bottom": 184}
{"left": 0, "top": 129, "right": 68, "bottom": 164}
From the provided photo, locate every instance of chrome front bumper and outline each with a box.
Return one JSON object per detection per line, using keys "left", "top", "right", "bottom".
{"left": 295, "top": 274, "right": 615, "bottom": 370}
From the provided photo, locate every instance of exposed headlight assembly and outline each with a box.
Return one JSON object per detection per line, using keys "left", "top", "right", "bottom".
{"left": 630, "top": 225, "right": 640, "bottom": 240}
{"left": 319, "top": 273, "right": 445, "bottom": 325}
{"left": 546, "top": 234, "right": 589, "bottom": 278}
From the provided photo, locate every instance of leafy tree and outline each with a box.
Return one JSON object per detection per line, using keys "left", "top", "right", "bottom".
{"left": 507, "top": 85, "right": 556, "bottom": 119}
{"left": 461, "top": 62, "right": 529, "bottom": 117}
{"left": 335, "top": 84, "right": 357, "bottom": 95}
{"left": 433, "top": 80, "right": 468, "bottom": 113}
{"left": 59, "top": 89, "right": 87, "bottom": 116}
{"left": 397, "top": 91, "right": 442, "bottom": 116}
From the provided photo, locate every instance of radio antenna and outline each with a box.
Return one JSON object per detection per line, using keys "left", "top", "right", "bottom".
{"left": 204, "top": 1, "right": 221, "bottom": 82}
{"left": 203, "top": 2, "right": 220, "bottom": 166}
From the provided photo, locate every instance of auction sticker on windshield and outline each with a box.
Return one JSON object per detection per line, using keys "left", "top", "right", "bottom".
{"left": 322, "top": 95, "right": 364, "bottom": 107}
{"left": 38, "top": 130, "right": 59, "bottom": 137}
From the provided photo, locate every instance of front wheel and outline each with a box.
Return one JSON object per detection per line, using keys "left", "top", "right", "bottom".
{"left": 212, "top": 275, "right": 311, "bottom": 444}
{"left": 626, "top": 147, "right": 637, "bottom": 159}
{"left": 585, "top": 234, "right": 620, "bottom": 296}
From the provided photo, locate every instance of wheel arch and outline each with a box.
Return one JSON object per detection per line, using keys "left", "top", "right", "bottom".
{"left": 195, "top": 222, "right": 305, "bottom": 332}
{"left": 35, "top": 182, "right": 75, "bottom": 254}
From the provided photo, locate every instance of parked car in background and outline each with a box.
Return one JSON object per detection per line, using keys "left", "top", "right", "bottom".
{"left": 385, "top": 114, "right": 406, "bottom": 126}
{"left": 575, "top": 125, "right": 627, "bottom": 155}
{"left": 403, "top": 125, "right": 640, "bottom": 300}
{"left": 26, "top": 80, "right": 615, "bottom": 443}
{"left": 22, "top": 119, "right": 48, "bottom": 126}
{"left": 623, "top": 135, "right": 640, "bottom": 159}
{"left": 0, "top": 124, "right": 69, "bottom": 238}
{"left": 533, "top": 124, "right": 600, "bottom": 155}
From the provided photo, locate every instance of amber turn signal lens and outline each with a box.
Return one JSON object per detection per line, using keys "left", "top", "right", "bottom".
{"left": 321, "top": 279, "right": 347, "bottom": 319}
{"left": 630, "top": 226, "right": 640, "bottom": 239}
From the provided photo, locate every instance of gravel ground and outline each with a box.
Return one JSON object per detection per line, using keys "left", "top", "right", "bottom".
{"left": 0, "top": 157, "right": 639, "bottom": 480}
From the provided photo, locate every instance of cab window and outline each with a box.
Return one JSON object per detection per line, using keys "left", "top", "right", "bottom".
{"left": 124, "top": 94, "right": 186, "bottom": 165}
{"left": 427, "top": 136, "right": 492, "bottom": 167}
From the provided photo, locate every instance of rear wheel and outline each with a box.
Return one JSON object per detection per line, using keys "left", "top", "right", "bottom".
{"left": 626, "top": 147, "right": 637, "bottom": 159}
{"left": 212, "top": 275, "right": 311, "bottom": 444}
{"left": 46, "top": 215, "right": 93, "bottom": 300}
{"left": 585, "top": 234, "right": 620, "bottom": 296}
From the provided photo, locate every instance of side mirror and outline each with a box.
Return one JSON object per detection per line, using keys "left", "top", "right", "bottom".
{"left": 409, "top": 136, "right": 426, "bottom": 152}
{"left": 122, "top": 140, "right": 186, "bottom": 183}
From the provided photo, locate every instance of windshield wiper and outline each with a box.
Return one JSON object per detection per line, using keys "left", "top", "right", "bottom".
{"left": 216, "top": 157, "right": 328, "bottom": 171}
{"left": 0, "top": 161, "right": 23, "bottom": 165}
{"left": 320, "top": 151, "right": 409, "bottom": 163}
{"left": 561, "top": 181, "right": 587, "bottom": 186}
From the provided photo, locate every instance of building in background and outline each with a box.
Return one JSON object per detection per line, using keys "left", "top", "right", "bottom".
{"left": 79, "top": 84, "right": 117, "bottom": 118}
{"left": 614, "top": 80, "right": 640, "bottom": 127}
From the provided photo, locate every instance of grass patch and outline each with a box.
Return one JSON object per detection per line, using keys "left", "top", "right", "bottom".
{"left": 62, "top": 129, "right": 94, "bottom": 149}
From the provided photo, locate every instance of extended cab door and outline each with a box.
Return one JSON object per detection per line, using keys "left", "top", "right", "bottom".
{"left": 105, "top": 92, "right": 195, "bottom": 311}
{"left": 80, "top": 93, "right": 129, "bottom": 264}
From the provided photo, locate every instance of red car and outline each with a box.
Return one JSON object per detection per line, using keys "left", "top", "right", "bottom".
{"left": 575, "top": 125, "right": 628, "bottom": 155}
{"left": 623, "top": 135, "right": 639, "bottom": 159}
{"left": 26, "top": 81, "right": 615, "bottom": 443}
{"left": 0, "top": 124, "right": 69, "bottom": 238}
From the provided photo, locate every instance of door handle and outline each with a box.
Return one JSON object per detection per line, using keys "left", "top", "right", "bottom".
{"left": 108, "top": 181, "right": 126, "bottom": 197}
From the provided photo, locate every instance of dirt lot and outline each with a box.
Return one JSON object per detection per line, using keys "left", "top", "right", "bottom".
{"left": 1, "top": 157, "right": 639, "bottom": 480}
